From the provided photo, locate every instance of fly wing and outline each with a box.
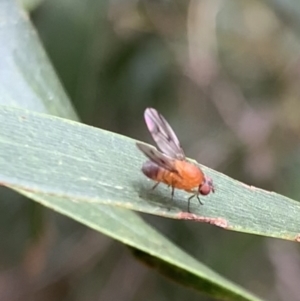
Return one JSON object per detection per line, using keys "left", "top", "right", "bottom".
{"left": 144, "top": 108, "right": 185, "bottom": 160}
{"left": 136, "top": 142, "right": 178, "bottom": 173}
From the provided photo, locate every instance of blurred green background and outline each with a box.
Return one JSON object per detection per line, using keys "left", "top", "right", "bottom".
{"left": 1, "top": 0, "right": 300, "bottom": 300}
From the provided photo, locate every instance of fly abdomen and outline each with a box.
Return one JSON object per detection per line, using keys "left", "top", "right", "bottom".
{"left": 141, "top": 160, "right": 160, "bottom": 180}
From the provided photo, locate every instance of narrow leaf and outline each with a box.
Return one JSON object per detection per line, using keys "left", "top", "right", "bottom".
{"left": 0, "top": 106, "right": 299, "bottom": 243}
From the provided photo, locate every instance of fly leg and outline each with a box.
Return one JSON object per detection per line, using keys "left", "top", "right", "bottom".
{"left": 166, "top": 182, "right": 175, "bottom": 201}
{"left": 187, "top": 194, "right": 194, "bottom": 213}
{"left": 165, "top": 183, "right": 175, "bottom": 211}
{"left": 171, "top": 186, "right": 175, "bottom": 200}
{"left": 196, "top": 193, "right": 203, "bottom": 205}
{"left": 187, "top": 193, "right": 203, "bottom": 212}
{"left": 151, "top": 182, "right": 160, "bottom": 190}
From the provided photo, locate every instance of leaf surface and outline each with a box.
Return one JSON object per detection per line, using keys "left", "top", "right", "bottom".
{"left": 0, "top": 106, "right": 299, "bottom": 243}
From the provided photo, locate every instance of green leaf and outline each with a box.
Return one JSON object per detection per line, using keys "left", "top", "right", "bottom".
{"left": 0, "top": 0, "right": 76, "bottom": 118}
{"left": 18, "top": 0, "right": 44, "bottom": 11}
{"left": 1, "top": 106, "right": 300, "bottom": 242}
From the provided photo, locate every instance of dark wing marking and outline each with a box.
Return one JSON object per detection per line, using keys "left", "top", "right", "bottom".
{"left": 136, "top": 142, "right": 178, "bottom": 173}
{"left": 144, "top": 108, "right": 185, "bottom": 160}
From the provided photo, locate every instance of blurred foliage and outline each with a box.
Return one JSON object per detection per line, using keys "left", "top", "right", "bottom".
{"left": 2, "top": 0, "right": 300, "bottom": 300}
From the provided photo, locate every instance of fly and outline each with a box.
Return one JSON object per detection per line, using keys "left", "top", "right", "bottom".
{"left": 136, "top": 108, "right": 214, "bottom": 212}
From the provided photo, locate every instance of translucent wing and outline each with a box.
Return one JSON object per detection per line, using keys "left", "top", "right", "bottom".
{"left": 144, "top": 108, "right": 185, "bottom": 160}
{"left": 136, "top": 142, "right": 178, "bottom": 173}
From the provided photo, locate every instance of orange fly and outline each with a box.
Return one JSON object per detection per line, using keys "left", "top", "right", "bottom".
{"left": 136, "top": 108, "right": 215, "bottom": 212}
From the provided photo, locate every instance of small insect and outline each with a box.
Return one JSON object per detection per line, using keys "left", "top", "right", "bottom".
{"left": 136, "top": 108, "right": 215, "bottom": 212}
